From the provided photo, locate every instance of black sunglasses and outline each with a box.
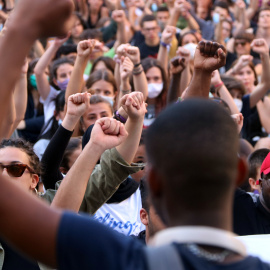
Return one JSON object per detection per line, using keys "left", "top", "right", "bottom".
{"left": 0, "top": 163, "right": 35, "bottom": 177}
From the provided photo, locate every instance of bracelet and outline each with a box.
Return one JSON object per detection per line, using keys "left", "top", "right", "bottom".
{"left": 160, "top": 41, "right": 170, "bottom": 48}
{"left": 134, "top": 62, "right": 141, "bottom": 68}
{"left": 214, "top": 82, "right": 224, "bottom": 89}
{"left": 121, "top": 89, "right": 131, "bottom": 94}
{"left": 133, "top": 67, "right": 143, "bottom": 75}
{"left": 115, "top": 110, "right": 127, "bottom": 123}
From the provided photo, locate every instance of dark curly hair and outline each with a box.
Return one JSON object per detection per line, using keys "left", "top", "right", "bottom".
{"left": 0, "top": 138, "right": 42, "bottom": 175}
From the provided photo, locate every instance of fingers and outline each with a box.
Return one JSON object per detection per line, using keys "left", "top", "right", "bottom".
{"left": 99, "top": 118, "right": 121, "bottom": 135}
{"left": 69, "top": 92, "right": 91, "bottom": 104}
{"left": 198, "top": 41, "right": 226, "bottom": 58}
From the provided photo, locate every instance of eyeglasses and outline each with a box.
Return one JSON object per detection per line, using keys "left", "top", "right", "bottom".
{"left": 235, "top": 41, "right": 247, "bottom": 47}
{"left": 0, "top": 163, "right": 35, "bottom": 177}
{"left": 143, "top": 27, "right": 158, "bottom": 32}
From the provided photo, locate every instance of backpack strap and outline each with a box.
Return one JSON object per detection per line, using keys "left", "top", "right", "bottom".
{"left": 145, "top": 244, "right": 184, "bottom": 270}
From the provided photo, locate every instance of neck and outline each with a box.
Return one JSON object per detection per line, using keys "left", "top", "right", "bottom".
{"left": 145, "top": 37, "right": 160, "bottom": 47}
{"left": 257, "top": 27, "right": 270, "bottom": 38}
{"left": 167, "top": 208, "right": 233, "bottom": 232}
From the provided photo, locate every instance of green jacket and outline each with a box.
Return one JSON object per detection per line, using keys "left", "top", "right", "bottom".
{"left": 0, "top": 147, "right": 144, "bottom": 269}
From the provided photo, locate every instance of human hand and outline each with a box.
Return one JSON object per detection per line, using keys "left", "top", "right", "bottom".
{"left": 54, "top": 33, "right": 71, "bottom": 47}
{"left": 120, "top": 92, "right": 147, "bottom": 120}
{"left": 11, "top": 0, "right": 74, "bottom": 38}
{"left": 77, "top": 39, "right": 96, "bottom": 57}
{"left": 117, "top": 43, "right": 130, "bottom": 58}
{"left": 161, "top": 25, "right": 176, "bottom": 44}
{"left": 176, "top": 46, "right": 191, "bottom": 63}
{"left": 251, "top": 38, "right": 269, "bottom": 56}
{"left": 126, "top": 45, "right": 141, "bottom": 65}
{"left": 194, "top": 41, "right": 226, "bottom": 72}
{"left": 90, "top": 117, "right": 128, "bottom": 150}
{"left": 210, "top": 70, "right": 222, "bottom": 86}
{"left": 120, "top": 56, "right": 134, "bottom": 80}
{"left": 231, "top": 113, "right": 243, "bottom": 134}
{"left": 233, "top": 55, "right": 253, "bottom": 73}
{"left": 112, "top": 10, "right": 126, "bottom": 23}
{"left": 66, "top": 92, "right": 91, "bottom": 119}
{"left": 170, "top": 56, "right": 186, "bottom": 75}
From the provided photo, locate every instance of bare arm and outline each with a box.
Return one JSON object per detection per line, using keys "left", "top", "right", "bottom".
{"left": 184, "top": 41, "right": 227, "bottom": 99}
{"left": 249, "top": 39, "right": 270, "bottom": 108}
{"left": 34, "top": 36, "right": 68, "bottom": 101}
{"left": 256, "top": 98, "right": 270, "bottom": 134}
{"left": 65, "top": 39, "right": 95, "bottom": 103}
{"left": 112, "top": 10, "right": 127, "bottom": 51}
{"left": 0, "top": 0, "right": 74, "bottom": 267}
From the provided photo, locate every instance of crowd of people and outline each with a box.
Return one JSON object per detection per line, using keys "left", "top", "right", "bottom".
{"left": 0, "top": 0, "right": 270, "bottom": 269}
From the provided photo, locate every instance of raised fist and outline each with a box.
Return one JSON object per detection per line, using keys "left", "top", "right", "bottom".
{"left": 194, "top": 41, "right": 226, "bottom": 72}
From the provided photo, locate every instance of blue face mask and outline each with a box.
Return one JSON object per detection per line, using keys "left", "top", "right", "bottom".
{"left": 57, "top": 78, "right": 70, "bottom": 91}
{"left": 151, "top": 3, "right": 158, "bottom": 12}
{"left": 100, "top": 95, "right": 115, "bottom": 107}
{"left": 212, "top": 12, "right": 220, "bottom": 24}
{"left": 224, "top": 37, "right": 230, "bottom": 43}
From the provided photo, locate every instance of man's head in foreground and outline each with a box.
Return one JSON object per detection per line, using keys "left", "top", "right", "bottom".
{"left": 145, "top": 98, "right": 247, "bottom": 229}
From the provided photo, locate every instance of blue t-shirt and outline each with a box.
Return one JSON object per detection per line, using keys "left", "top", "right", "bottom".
{"left": 57, "top": 213, "right": 270, "bottom": 270}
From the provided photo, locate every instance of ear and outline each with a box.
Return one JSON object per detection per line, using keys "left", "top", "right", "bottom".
{"left": 140, "top": 208, "right": 149, "bottom": 226}
{"left": 235, "top": 157, "right": 248, "bottom": 187}
{"left": 30, "top": 174, "right": 39, "bottom": 190}
{"left": 248, "top": 178, "right": 257, "bottom": 191}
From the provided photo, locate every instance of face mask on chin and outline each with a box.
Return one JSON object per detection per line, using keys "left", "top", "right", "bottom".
{"left": 233, "top": 98, "right": 243, "bottom": 112}
{"left": 147, "top": 83, "right": 163, "bottom": 99}
{"left": 100, "top": 95, "right": 115, "bottom": 107}
{"left": 57, "top": 78, "right": 70, "bottom": 91}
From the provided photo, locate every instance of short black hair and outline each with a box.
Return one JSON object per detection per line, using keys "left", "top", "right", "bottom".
{"left": 157, "top": 6, "right": 169, "bottom": 12}
{"left": 140, "top": 14, "right": 157, "bottom": 28}
{"left": 55, "top": 44, "right": 77, "bottom": 60}
{"left": 213, "top": 1, "right": 229, "bottom": 13}
{"left": 146, "top": 99, "right": 239, "bottom": 212}
{"left": 248, "top": 148, "right": 270, "bottom": 179}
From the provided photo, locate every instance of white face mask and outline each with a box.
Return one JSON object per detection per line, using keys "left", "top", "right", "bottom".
{"left": 148, "top": 83, "right": 163, "bottom": 99}
{"left": 100, "top": 95, "right": 115, "bottom": 107}
{"left": 183, "top": 43, "right": 197, "bottom": 59}
{"left": 234, "top": 98, "right": 243, "bottom": 112}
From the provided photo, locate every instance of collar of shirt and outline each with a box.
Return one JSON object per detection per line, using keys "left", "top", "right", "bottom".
{"left": 148, "top": 226, "right": 247, "bottom": 256}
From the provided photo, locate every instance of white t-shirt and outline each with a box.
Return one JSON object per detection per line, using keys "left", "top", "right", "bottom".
{"left": 93, "top": 188, "right": 145, "bottom": 236}
{"left": 40, "top": 86, "right": 60, "bottom": 134}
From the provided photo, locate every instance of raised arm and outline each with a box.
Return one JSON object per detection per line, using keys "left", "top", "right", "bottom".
{"left": 157, "top": 25, "right": 176, "bottom": 76}
{"left": 34, "top": 36, "right": 69, "bottom": 101}
{"left": 65, "top": 39, "right": 95, "bottom": 103}
{"left": 167, "top": 56, "right": 186, "bottom": 104}
{"left": 211, "top": 70, "right": 240, "bottom": 114}
{"left": 126, "top": 45, "right": 148, "bottom": 100}
{"left": 115, "top": 56, "right": 134, "bottom": 109}
{"left": 249, "top": 39, "right": 270, "bottom": 108}
{"left": 0, "top": 0, "right": 74, "bottom": 267}
{"left": 184, "top": 41, "right": 227, "bottom": 99}
{"left": 51, "top": 117, "right": 127, "bottom": 211}
{"left": 112, "top": 10, "right": 127, "bottom": 50}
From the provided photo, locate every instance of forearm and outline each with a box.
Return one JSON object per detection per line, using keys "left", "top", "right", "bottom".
{"left": 184, "top": 69, "right": 212, "bottom": 99}
{"left": 116, "top": 22, "right": 127, "bottom": 45}
{"left": 167, "top": 73, "right": 181, "bottom": 104}
{"left": 12, "top": 73, "right": 28, "bottom": 130}
{"left": 256, "top": 99, "right": 270, "bottom": 133}
{"left": 116, "top": 117, "right": 144, "bottom": 164}
{"left": 65, "top": 56, "right": 88, "bottom": 102}
{"left": 133, "top": 71, "right": 148, "bottom": 101}
{"left": 167, "top": 9, "right": 180, "bottom": 26}
{"left": 116, "top": 78, "right": 131, "bottom": 109}
{"left": 218, "top": 84, "right": 240, "bottom": 114}
{"left": 250, "top": 54, "right": 270, "bottom": 107}
{"left": 157, "top": 46, "right": 168, "bottom": 77}
{"left": 180, "top": 63, "right": 191, "bottom": 95}
{"left": 41, "top": 125, "right": 73, "bottom": 189}
{"left": 186, "top": 13, "right": 200, "bottom": 31}
{"left": 51, "top": 141, "right": 103, "bottom": 212}
{"left": 0, "top": 175, "right": 60, "bottom": 268}
{"left": 33, "top": 40, "right": 45, "bottom": 58}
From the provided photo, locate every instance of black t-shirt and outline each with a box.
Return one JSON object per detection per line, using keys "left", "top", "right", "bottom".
{"left": 138, "top": 42, "right": 159, "bottom": 60}
{"left": 241, "top": 95, "right": 267, "bottom": 146}
{"left": 233, "top": 188, "right": 270, "bottom": 235}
